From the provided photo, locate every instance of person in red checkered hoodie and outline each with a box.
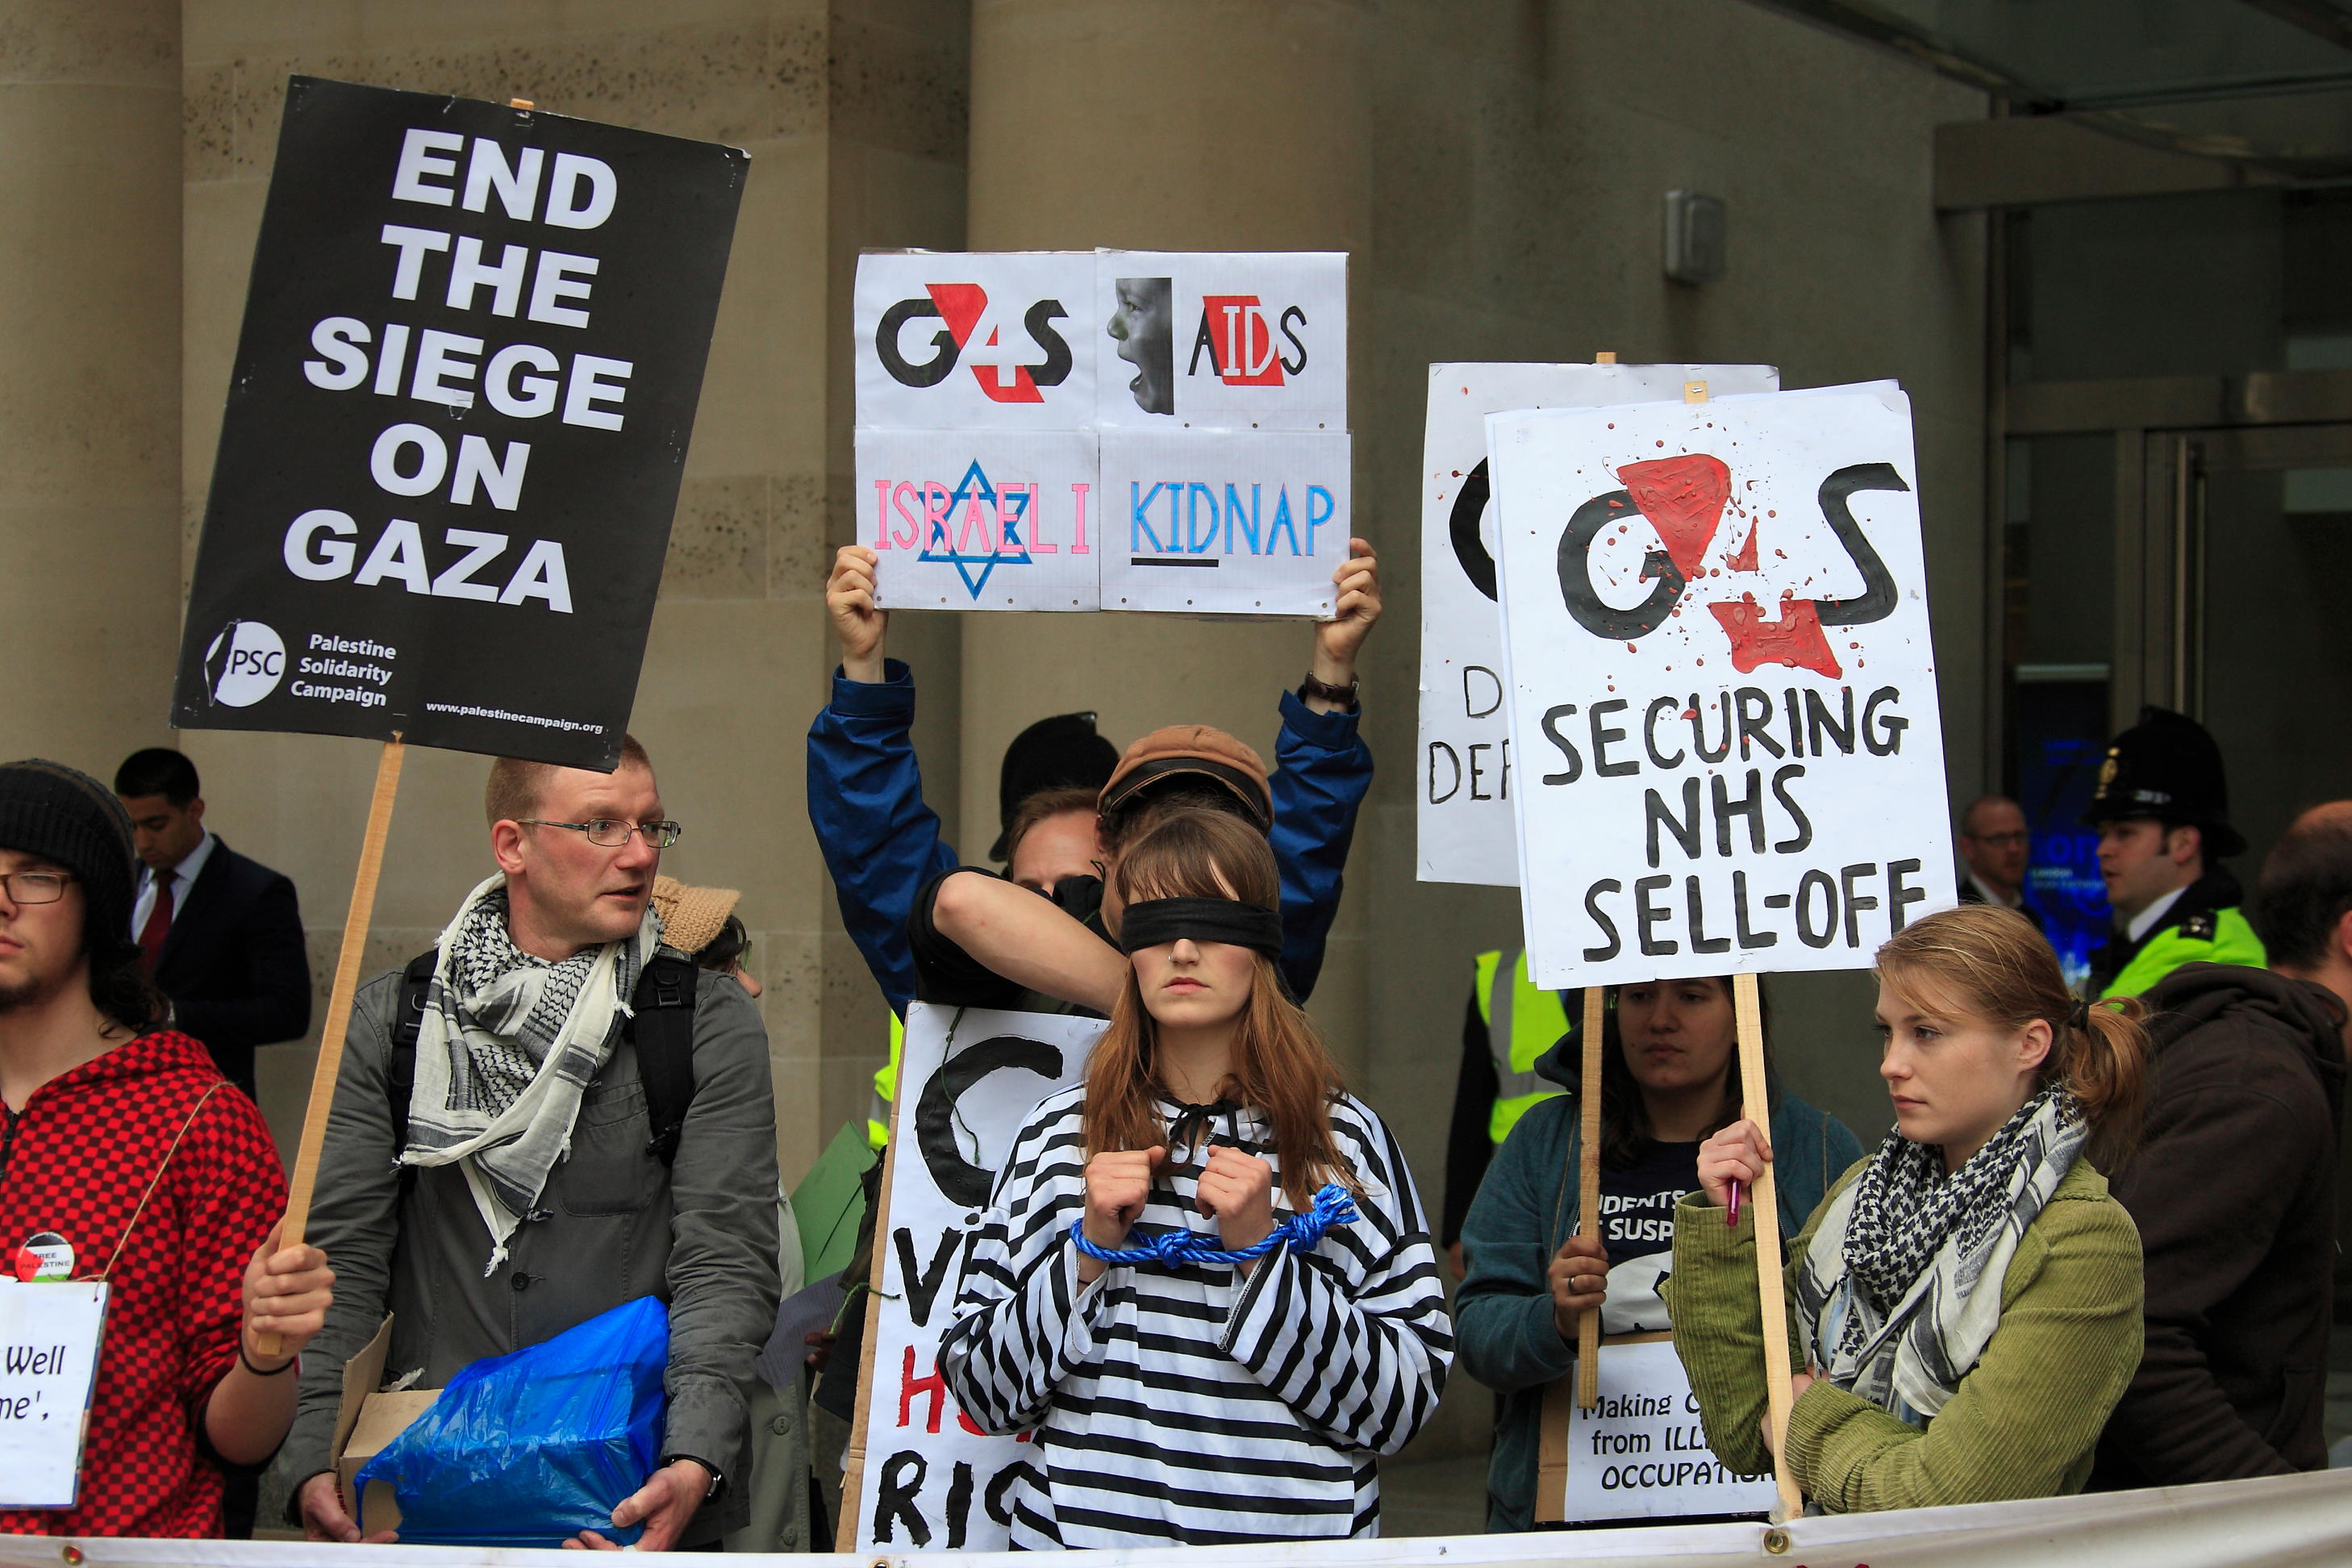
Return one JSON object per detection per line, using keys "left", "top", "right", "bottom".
{"left": 0, "top": 759, "right": 334, "bottom": 1537}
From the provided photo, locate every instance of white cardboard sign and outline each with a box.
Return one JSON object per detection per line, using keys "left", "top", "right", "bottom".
{"left": 1098, "top": 428, "right": 1347, "bottom": 615}
{"left": 1092, "top": 252, "right": 1347, "bottom": 431}
{"left": 857, "top": 430, "right": 1103, "bottom": 611}
{"left": 1418, "top": 364, "right": 1779, "bottom": 886}
{"left": 1563, "top": 1341, "right": 1774, "bottom": 1521}
{"left": 1490, "top": 386, "right": 1954, "bottom": 989}
{"left": 855, "top": 1004, "right": 1105, "bottom": 1555}
{"left": 853, "top": 252, "right": 1097, "bottom": 432}
{"left": 0, "top": 1281, "right": 107, "bottom": 1509}
{"left": 853, "top": 252, "right": 1348, "bottom": 616}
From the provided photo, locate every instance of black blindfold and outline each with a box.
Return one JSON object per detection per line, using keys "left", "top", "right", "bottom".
{"left": 1117, "top": 896, "right": 1283, "bottom": 959}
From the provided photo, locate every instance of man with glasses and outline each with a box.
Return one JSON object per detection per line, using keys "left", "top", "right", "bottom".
{"left": 1955, "top": 794, "right": 2038, "bottom": 924}
{"left": 285, "top": 736, "right": 780, "bottom": 1552}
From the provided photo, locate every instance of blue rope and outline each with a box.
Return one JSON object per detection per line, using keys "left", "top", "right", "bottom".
{"left": 1070, "top": 1182, "right": 1359, "bottom": 1268}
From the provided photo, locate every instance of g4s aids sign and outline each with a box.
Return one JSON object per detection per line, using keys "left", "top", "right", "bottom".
{"left": 853, "top": 251, "right": 1349, "bottom": 616}
{"left": 172, "top": 77, "right": 744, "bottom": 769}
{"left": 1417, "top": 364, "right": 1778, "bottom": 888}
{"left": 1489, "top": 385, "right": 1955, "bottom": 989}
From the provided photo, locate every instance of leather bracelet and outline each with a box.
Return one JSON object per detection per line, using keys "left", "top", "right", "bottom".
{"left": 1299, "top": 671, "right": 1360, "bottom": 711}
{"left": 239, "top": 1341, "right": 298, "bottom": 1377}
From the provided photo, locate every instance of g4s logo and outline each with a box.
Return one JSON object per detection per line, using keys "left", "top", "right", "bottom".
{"left": 877, "top": 283, "right": 1074, "bottom": 403}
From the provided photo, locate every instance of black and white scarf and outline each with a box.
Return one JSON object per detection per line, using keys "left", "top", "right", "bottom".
{"left": 1789, "top": 1086, "right": 2083, "bottom": 1421}
{"left": 399, "top": 874, "right": 659, "bottom": 1273}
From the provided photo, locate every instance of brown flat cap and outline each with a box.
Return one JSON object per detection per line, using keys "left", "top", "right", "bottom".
{"left": 1099, "top": 725, "right": 1273, "bottom": 830}
{"left": 650, "top": 874, "right": 741, "bottom": 956}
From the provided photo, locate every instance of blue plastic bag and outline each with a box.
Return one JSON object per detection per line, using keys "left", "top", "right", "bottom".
{"left": 355, "top": 1295, "right": 669, "bottom": 1548}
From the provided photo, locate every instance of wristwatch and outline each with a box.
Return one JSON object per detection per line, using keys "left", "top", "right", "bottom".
{"left": 1299, "top": 671, "right": 1360, "bottom": 711}
{"left": 668, "top": 1455, "right": 724, "bottom": 1502}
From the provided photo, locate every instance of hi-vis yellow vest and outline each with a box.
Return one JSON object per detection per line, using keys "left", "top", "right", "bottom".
{"left": 1475, "top": 949, "right": 1570, "bottom": 1145}
{"left": 869, "top": 1011, "right": 903, "bottom": 1151}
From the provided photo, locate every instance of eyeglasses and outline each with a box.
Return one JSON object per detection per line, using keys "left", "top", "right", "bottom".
{"left": 1965, "top": 831, "right": 2030, "bottom": 848}
{"left": 0, "top": 872, "right": 72, "bottom": 905}
{"left": 519, "top": 819, "right": 684, "bottom": 849}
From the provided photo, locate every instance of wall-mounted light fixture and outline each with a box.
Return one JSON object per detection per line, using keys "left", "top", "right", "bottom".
{"left": 1664, "top": 190, "right": 1725, "bottom": 286}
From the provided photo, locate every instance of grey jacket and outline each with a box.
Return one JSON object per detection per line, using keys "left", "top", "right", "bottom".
{"left": 284, "top": 960, "right": 782, "bottom": 1541}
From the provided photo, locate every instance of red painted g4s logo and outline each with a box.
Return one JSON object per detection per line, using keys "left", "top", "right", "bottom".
{"left": 876, "top": 285, "right": 1074, "bottom": 402}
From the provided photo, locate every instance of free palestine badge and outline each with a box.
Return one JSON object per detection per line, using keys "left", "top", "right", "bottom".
{"left": 10, "top": 1233, "right": 73, "bottom": 1282}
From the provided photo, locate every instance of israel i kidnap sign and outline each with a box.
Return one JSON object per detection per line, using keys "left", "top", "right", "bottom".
{"left": 1490, "top": 384, "right": 1956, "bottom": 989}
{"left": 173, "top": 77, "right": 746, "bottom": 769}
{"left": 853, "top": 250, "right": 1349, "bottom": 615}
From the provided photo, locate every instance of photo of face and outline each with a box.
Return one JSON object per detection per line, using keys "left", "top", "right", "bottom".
{"left": 1108, "top": 276, "right": 1174, "bottom": 415}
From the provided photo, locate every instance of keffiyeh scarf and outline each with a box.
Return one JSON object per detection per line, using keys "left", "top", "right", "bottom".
{"left": 399, "top": 874, "right": 659, "bottom": 1273}
{"left": 1790, "top": 1085, "right": 2084, "bottom": 1422}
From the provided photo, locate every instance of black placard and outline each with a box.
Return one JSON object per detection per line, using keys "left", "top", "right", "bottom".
{"left": 173, "top": 77, "right": 746, "bottom": 769}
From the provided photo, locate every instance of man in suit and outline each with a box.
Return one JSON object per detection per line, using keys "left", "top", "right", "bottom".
{"left": 1955, "top": 794, "right": 2033, "bottom": 913}
{"left": 112, "top": 749, "right": 310, "bottom": 1099}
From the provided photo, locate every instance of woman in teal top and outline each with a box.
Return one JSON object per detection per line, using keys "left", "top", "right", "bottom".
{"left": 1455, "top": 976, "right": 1862, "bottom": 1533}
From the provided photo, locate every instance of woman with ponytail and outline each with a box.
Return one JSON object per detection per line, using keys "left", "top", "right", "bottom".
{"left": 1666, "top": 903, "right": 2148, "bottom": 1512}
{"left": 939, "top": 811, "right": 1451, "bottom": 1547}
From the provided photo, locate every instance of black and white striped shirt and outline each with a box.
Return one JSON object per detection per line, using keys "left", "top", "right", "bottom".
{"left": 938, "top": 1089, "right": 1453, "bottom": 1549}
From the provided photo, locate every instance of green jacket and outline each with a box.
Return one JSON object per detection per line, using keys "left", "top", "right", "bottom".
{"left": 2100, "top": 906, "right": 2266, "bottom": 1001}
{"left": 1454, "top": 1043, "right": 1861, "bottom": 1533}
{"left": 1664, "top": 1158, "right": 2143, "bottom": 1514}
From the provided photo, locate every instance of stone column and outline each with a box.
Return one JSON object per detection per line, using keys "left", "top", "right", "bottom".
{"left": 0, "top": 4, "right": 183, "bottom": 766}
{"left": 961, "top": 0, "right": 1374, "bottom": 1063}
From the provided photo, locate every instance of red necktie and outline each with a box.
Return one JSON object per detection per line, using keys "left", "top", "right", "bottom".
{"left": 137, "top": 874, "right": 174, "bottom": 978}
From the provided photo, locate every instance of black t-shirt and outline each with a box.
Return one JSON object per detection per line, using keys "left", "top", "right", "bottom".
{"left": 906, "top": 867, "right": 1111, "bottom": 1016}
{"left": 1597, "top": 1138, "right": 1700, "bottom": 1335}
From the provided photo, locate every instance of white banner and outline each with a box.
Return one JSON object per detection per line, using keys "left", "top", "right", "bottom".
{"left": 19, "top": 1468, "right": 2352, "bottom": 1565}
{"left": 853, "top": 1004, "right": 1105, "bottom": 1555}
{"left": 1099, "top": 428, "right": 1349, "bottom": 616}
{"left": 1490, "top": 386, "right": 1954, "bottom": 989}
{"left": 0, "top": 1280, "right": 106, "bottom": 1508}
{"left": 1417, "top": 364, "right": 1779, "bottom": 886}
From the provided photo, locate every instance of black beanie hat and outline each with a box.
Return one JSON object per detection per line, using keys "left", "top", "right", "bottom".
{"left": 990, "top": 712, "right": 1120, "bottom": 861}
{"left": 0, "top": 760, "right": 140, "bottom": 959}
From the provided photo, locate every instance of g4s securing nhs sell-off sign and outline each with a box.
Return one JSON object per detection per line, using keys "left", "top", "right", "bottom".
{"left": 1417, "top": 363, "right": 1779, "bottom": 889}
{"left": 1489, "top": 385, "right": 1955, "bottom": 988}
{"left": 853, "top": 251, "right": 1348, "bottom": 616}
{"left": 173, "top": 77, "right": 744, "bottom": 770}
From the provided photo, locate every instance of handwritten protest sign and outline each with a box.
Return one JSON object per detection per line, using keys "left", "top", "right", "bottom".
{"left": 0, "top": 1282, "right": 108, "bottom": 1509}
{"left": 1418, "top": 364, "right": 1778, "bottom": 886}
{"left": 173, "top": 77, "right": 745, "bottom": 770}
{"left": 852, "top": 1005, "right": 1103, "bottom": 1554}
{"left": 855, "top": 252, "right": 1349, "bottom": 616}
{"left": 1489, "top": 385, "right": 1955, "bottom": 989}
{"left": 1552, "top": 1341, "right": 1774, "bottom": 1523}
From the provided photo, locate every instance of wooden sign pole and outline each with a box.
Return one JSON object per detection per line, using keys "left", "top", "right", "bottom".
{"left": 1734, "top": 971, "right": 1802, "bottom": 1521}
{"left": 256, "top": 736, "right": 405, "bottom": 1357}
{"left": 1574, "top": 986, "right": 1604, "bottom": 1409}
{"left": 836, "top": 1041, "right": 907, "bottom": 1552}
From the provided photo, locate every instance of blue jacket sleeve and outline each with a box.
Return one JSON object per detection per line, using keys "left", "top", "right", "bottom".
{"left": 805, "top": 659, "right": 960, "bottom": 1016}
{"left": 1269, "top": 690, "right": 1372, "bottom": 1003}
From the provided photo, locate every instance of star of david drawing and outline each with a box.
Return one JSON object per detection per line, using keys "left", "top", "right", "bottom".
{"left": 917, "top": 461, "right": 1034, "bottom": 599}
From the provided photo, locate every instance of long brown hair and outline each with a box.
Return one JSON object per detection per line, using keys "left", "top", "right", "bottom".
{"left": 1084, "top": 811, "right": 1352, "bottom": 1208}
{"left": 1875, "top": 903, "right": 2150, "bottom": 1171}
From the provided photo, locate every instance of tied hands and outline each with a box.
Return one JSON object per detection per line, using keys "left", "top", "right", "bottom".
{"left": 1079, "top": 1145, "right": 1277, "bottom": 1283}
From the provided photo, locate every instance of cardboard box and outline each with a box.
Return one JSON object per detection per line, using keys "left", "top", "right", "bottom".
{"left": 329, "top": 1316, "right": 441, "bottom": 1536}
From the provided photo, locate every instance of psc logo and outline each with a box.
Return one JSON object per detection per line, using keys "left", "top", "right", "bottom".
{"left": 875, "top": 283, "right": 1073, "bottom": 403}
{"left": 201, "top": 619, "right": 286, "bottom": 707}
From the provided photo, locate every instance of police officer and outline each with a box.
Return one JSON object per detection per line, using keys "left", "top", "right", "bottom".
{"left": 1440, "top": 948, "right": 1574, "bottom": 1274}
{"left": 2085, "top": 707, "right": 2266, "bottom": 999}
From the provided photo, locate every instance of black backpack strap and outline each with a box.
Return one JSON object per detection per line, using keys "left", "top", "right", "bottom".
{"left": 388, "top": 949, "right": 438, "bottom": 1194}
{"left": 632, "top": 952, "right": 699, "bottom": 1165}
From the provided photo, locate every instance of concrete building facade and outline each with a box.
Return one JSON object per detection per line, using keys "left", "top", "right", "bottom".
{"left": 4, "top": 0, "right": 1991, "bottom": 1210}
